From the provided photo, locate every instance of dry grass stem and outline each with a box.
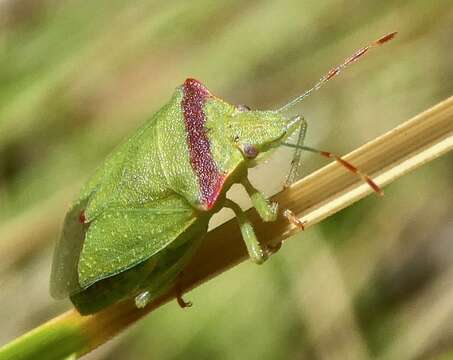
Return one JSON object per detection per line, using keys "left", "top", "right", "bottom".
{"left": 1, "top": 96, "right": 452, "bottom": 359}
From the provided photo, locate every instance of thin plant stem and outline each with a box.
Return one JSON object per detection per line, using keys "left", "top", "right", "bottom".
{"left": 0, "top": 96, "right": 452, "bottom": 360}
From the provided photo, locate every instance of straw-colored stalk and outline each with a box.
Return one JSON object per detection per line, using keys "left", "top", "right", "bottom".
{"left": 0, "top": 96, "right": 452, "bottom": 360}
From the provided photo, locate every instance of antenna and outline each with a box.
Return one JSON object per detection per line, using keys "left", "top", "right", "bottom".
{"left": 283, "top": 143, "right": 383, "bottom": 195}
{"left": 277, "top": 32, "right": 397, "bottom": 113}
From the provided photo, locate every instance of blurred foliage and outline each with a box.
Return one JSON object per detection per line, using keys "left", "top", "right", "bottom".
{"left": 0, "top": 0, "right": 452, "bottom": 359}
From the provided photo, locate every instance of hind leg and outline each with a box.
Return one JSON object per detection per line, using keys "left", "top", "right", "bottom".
{"left": 71, "top": 256, "right": 157, "bottom": 315}
{"left": 134, "top": 233, "right": 204, "bottom": 309}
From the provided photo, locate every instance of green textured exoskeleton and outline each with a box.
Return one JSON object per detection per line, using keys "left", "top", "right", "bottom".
{"left": 50, "top": 33, "right": 394, "bottom": 314}
{"left": 50, "top": 78, "right": 301, "bottom": 314}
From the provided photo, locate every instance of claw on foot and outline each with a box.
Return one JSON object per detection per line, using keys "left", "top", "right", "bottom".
{"left": 267, "top": 240, "right": 282, "bottom": 254}
{"left": 283, "top": 209, "right": 306, "bottom": 230}
{"left": 176, "top": 291, "right": 192, "bottom": 309}
{"left": 175, "top": 273, "right": 192, "bottom": 309}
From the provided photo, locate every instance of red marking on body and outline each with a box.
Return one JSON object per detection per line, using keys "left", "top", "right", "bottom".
{"left": 182, "top": 78, "right": 225, "bottom": 209}
{"left": 79, "top": 211, "right": 86, "bottom": 224}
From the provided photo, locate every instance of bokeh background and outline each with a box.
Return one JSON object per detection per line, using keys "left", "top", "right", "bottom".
{"left": 1, "top": 1, "right": 452, "bottom": 359}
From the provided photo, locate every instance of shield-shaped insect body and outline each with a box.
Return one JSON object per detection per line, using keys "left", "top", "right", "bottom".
{"left": 50, "top": 33, "right": 395, "bottom": 314}
{"left": 50, "top": 79, "right": 302, "bottom": 314}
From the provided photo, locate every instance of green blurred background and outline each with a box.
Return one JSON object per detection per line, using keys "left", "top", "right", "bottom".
{"left": 0, "top": 1, "right": 452, "bottom": 359}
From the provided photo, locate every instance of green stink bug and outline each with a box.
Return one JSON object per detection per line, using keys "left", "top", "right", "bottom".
{"left": 50, "top": 33, "right": 395, "bottom": 314}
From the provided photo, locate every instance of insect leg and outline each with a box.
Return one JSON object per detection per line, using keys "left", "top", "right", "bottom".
{"left": 175, "top": 272, "right": 192, "bottom": 308}
{"left": 241, "top": 177, "right": 278, "bottom": 222}
{"left": 135, "top": 290, "right": 152, "bottom": 308}
{"left": 135, "top": 267, "right": 194, "bottom": 310}
{"left": 134, "top": 257, "right": 160, "bottom": 308}
{"left": 134, "top": 225, "right": 206, "bottom": 310}
{"left": 283, "top": 209, "right": 306, "bottom": 230}
{"left": 284, "top": 116, "right": 307, "bottom": 188}
{"left": 224, "top": 199, "right": 267, "bottom": 264}
{"left": 135, "top": 264, "right": 193, "bottom": 310}
{"left": 241, "top": 174, "right": 306, "bottom": 236}
{"left": 176, "top": 292, "right": 192, "bottom": 308}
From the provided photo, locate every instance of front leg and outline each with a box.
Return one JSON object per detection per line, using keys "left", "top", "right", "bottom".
{"left": 240, "top": 178, "right": 305, "bottom": 254}
{"left": 242, "top": 177, "right": 306, "bottom": 231}
{"left": 224, "top": 199, "right": 267, "bottom": 264}
{"left": 241, "top": 177, "right": 278, "bottom": 222}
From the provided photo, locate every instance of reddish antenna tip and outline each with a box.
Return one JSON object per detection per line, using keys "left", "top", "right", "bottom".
{"left": 277, "top": 31, "right": 398, "bottom": 113}
{"left": 375, "top": 32, "right": 397, "bottom": 45}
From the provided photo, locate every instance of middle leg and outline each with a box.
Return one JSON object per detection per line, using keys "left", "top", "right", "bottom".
{"left": 224, "top": 198, "right": 268, "bottom": 264}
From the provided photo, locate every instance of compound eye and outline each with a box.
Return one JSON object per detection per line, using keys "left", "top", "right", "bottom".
{"left": 237, "top": 104, "right": 251, "bottom": 112}
{"left": 242, "top": 143, "right": 259, "bottom": 159}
